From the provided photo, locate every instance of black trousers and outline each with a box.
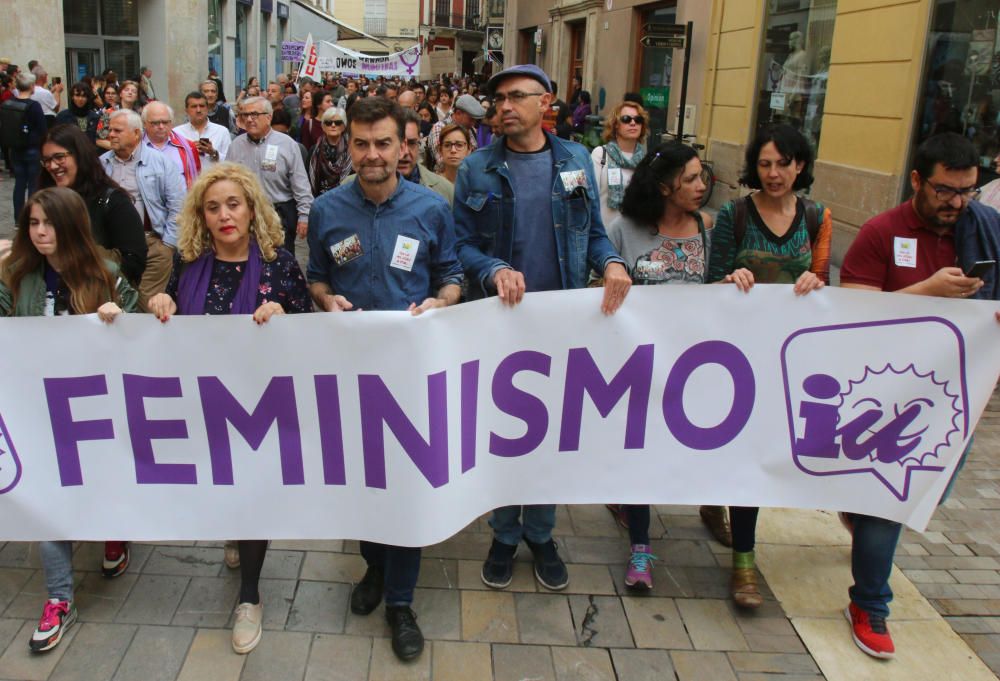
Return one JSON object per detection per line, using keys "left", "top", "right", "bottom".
{"left": 273, "top": 200, "right": 298, "bottom": 254}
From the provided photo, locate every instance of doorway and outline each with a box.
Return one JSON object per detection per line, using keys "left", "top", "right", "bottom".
{"left": 66, "top": 48, "right": 101, "bottom": 83}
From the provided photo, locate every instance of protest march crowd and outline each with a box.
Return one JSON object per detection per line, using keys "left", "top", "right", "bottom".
{"left": 1, "top": 55, "right": 1000, "bottom": 665}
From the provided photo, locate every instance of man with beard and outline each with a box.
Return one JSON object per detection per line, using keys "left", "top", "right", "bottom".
{"left": 305, "top": 96, "right": 463, "bottom": 663}
{"left": 838, "top": 132, "right": 1000, "bottom": 660}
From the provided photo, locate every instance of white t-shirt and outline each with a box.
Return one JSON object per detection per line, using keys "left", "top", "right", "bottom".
{"left": 173, "top": 121, "right": 232, "bottom": 170}
{"left": 592, "top": 145, "right": 635, "bottom": 228}
{"left": 31, "top": 87, "right": 58, "bottom": 116}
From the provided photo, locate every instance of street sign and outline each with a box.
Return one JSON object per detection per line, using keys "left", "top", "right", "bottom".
{"left": 641, "top": 35, "right": 685, "bottom": 49}
{"left": 644, "top": 23, "right": 686, "bottom": 36}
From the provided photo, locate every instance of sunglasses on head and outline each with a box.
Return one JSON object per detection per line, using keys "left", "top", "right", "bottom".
{"left": 619, "top": 115, "right": 644, "bottom": 125}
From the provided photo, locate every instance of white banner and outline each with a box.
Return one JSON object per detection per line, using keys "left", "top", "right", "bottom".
{"left": 299, "top": 39, "right": 422, "bottom": 79}
{"left": 298, "top": 34, "right": 319, "bottom": 82}
{"left": 1, "top": 286, "right": 998, "bottom": 545}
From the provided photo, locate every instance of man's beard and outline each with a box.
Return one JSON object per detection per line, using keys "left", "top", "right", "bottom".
{"left": 914, "top": 189, "right": 963, "bottom": 229}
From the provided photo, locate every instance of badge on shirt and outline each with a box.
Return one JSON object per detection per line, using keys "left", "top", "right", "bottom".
{"left": 330, "top": 234, "right": 363, "bottom": 266}
{"left": 560, "top": 170, "right": 587, "bottom": 192}
{"left": 607, "top": 168, "right": 623, "bottom": 186}
{"left": 262, "top": 144, "right": 279, "bottom": 172}
{"left": 390, "top": 235, "right": 420, "bottom": 272}
{"left": 893, "top": 236, "right": 917, "bottom": 268}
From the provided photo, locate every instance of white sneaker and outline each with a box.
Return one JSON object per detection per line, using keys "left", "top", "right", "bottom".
{"left": 232, "top": 602, "right": 263, "bottom": 654}
{"left": 223, "top": 541, "right": 240, "bottom": 569}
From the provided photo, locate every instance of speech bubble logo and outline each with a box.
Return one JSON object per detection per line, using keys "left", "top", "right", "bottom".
{"left": 781, "top": 317, "right": 969, "bottom": 501}
{"left": 0, "top": 412, "right": 22, "bottom": 494}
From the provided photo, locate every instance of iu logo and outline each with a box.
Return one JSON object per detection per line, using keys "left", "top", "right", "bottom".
{"left": 781, "top": 318, "right": 969, "bottom": 501}
{"left": 0, "top": 411, "right": 22, "bottom": 494}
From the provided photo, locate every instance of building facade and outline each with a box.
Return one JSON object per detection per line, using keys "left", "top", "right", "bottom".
{"left": 504, "top": 0, "right": 712, "bottom": 146}
{"left": 699, "top": 0, "right": 999, "bottom": 261}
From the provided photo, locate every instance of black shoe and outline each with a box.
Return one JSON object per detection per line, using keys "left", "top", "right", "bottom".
{"left": 481, "top": 539, "right": 518, "bottom": 589}
{"left": 385, "top": 606, "right": 424, "bottom": 661}
{"left": 524, "top": 538, "right": 569, "bottom": 590}
{"left": 350, "top": 566, "right": 384, "bottom": 615}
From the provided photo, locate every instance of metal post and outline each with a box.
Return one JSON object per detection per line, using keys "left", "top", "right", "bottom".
{"left": 676, "top": 20, "right": 693, "bottom": 140}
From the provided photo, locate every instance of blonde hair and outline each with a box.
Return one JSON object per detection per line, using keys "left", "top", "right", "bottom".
{"left": 176, "top": 163, "right": 285, "bottom": 263}
{"left": 602, "top": 101, "right": 650, "bottom": 144}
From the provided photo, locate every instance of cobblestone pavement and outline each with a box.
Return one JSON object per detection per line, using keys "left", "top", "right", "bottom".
{"left": 0, "top": 172, "right": 998, "bottom": 680}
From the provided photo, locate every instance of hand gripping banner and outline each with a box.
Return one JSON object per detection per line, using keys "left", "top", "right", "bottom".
{"left": 1, "top": 286, "right": 998, "bottom": 544}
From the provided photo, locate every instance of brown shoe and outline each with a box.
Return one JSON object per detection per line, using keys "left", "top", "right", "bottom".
{"left": 730, "top": 567, "right": 763, "bottom": 609}
{"left": 699, "top": 505, "right": 732, "bottom": 547}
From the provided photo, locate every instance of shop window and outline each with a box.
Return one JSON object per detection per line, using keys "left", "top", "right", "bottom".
{"left": 635, "top": 6, "right": 678, "bottom": 146}
{"left": 64, "top": 0, "right": 99, "bottom": 34}
{"left": 752, "top": 0, "right": 837, "bottom": 152}
{"left": 208, "top": 0, "right": 223, "bottom": 83}
{"left": 104, "top": 40, "right": 139, "bottom": 80}
{"left": 913, "top": 0, "right": 1000, "bottom": 186}
{"left": 101, "top": 0, "right": 139, "bottom": 36}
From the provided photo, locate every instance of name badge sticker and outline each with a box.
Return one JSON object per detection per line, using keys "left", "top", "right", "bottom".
{"left": 262, "top": 144, "right": 279, "bottom": 172}
{"left": 390, "top": 235, "right": 420, "bottom": 272}
{"left": 560, "top": 170, "right": 587, "bottom": 192}
{"left": 330, "top": 234, "right": 364, "bottom": 266}
{"left": 607, "top": 168, "right": 623, "bottom": 186}
{"left": 894, "top": 237, "right": 917, "bottom": 268}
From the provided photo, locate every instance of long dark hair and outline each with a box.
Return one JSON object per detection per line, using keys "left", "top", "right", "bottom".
{"left": 620, "top": 141, "right": 699, "bottom": 228}
{"left": 739, "top": 123, "right": 814, "bottom": 190}
{"left": 38, "top": 124, "right": 125, "bottom": 201}
{"left": 5, "top": 187, "right": 117, "bottom": 314}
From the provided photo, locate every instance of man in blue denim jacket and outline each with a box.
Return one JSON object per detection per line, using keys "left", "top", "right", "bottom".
{"left": 453, "top": 64, "right": 632, "bottom": 593}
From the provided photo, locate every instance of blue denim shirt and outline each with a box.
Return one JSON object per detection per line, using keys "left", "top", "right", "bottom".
{"left": 100, "top": 144, "right": 185, "bottom": 246}
{"left": 307, "top": 175, "right": 464, "bottom": 311}
{"left": 453, "top": 131, "right": 624, "bottom": 297}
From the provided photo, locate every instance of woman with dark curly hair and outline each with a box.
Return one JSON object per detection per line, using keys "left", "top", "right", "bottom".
{"left": 53, "top": 82, "right": 101, "bottom": 143}
{"left": 705, "top": 123, "right": 832, "bottom": 611}
{"left": 599, "top": 141, "right": 713, "bottom": 592}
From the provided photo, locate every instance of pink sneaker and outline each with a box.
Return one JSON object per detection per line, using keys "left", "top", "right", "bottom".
{"left": 625, "top": 544, "right": 655, "bottom": 590}
{"left": 29, "top": 599, "right": 77, "bottom": 652}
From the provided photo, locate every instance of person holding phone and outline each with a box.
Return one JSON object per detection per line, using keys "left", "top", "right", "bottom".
{"left": 173, "top": 90, "right": 230, "bottom": 170}
{"left": 837, "top": 132, "right": 1000, "bottom": 661}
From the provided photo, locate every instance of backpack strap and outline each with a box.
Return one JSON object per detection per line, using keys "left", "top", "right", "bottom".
{"left": 733, "top": 196, "right": 748, "bottom": 250}
{"left": 802, "top": 197, "right": 821, "bottom": 244}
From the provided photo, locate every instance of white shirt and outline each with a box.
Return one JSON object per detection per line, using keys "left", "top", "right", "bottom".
{"left": 30, "top": 87, "right": 57, "bottom": 116}
{"left": 980, "top": 178, "right": 1000, "bottom": 213}
{"left": 173, "top": 120, "right": 231, "bottom": 170}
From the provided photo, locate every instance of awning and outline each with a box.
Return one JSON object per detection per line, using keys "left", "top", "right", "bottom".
{"left": 290, "top": 0, "right": 391, "bottom": 49}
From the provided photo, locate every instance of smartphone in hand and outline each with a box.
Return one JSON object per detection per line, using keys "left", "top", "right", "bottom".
{"left": 964, "top": 260, "right": 996, "bottom": 280}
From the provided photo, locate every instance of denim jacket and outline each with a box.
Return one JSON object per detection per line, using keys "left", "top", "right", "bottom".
{"left": 100, "top": 144, "right": 185, "bottom": 246}
{"left": 453, "top": 131, "right": 624, "bottom": 297}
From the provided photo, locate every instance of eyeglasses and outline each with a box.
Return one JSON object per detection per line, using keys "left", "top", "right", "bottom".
{"left": 619, "top": 115, "right": 645, "bottom": 125}
{"left": 927, "top": 182, "right": 981, "bottom": 202}
{"left": 238, "top": 111, "right": 269, "bottom": 120}
{"left": 404, "top": 138, "right": 420, "bottom": 149}
{"left": 492, "top": 91, "right": 545, "bottom": 106}
{"left": 323, "top": 119, "right": 345, "bottom": 127}
{"left": 40, "top": 152, "right": 71, "bottom": 167}
{"left": 441, "top": 141, "right": 468, "bottom": 151}
{"left": 147, "top": 119, "right": 172, "bottom": 127}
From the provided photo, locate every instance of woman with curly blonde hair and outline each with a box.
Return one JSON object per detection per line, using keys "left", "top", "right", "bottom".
{"left": 146, "top": 162, "right": 309, "bottom": 654}
{"left": 592, "top": 100, "right": 650, "bottom": 226}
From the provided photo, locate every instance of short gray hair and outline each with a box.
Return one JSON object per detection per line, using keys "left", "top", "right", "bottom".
{"left": 109, "top": 108, "right": 143, "bottom": 132}
{"left": 320, "top": 106, "right": 347, "bottom": 123}
{"left": 15, "top": 72, "right": 35, "bottom": 91}
{"left": 239, "top": 96, "right": 272, "bottom": 115}
{"left": 141, "top": 101, "right": 174, "bottom": 124}
{"left": 30, "top": 65, "right": 46, "bottom": 77}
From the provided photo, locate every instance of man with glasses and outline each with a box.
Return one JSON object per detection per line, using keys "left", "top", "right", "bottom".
{"left": 100, "top": 109, "right": 185, "bottom": 309}
{"left": 173, "top": 91, "right": 231, "bottom": 171}
{"left": 227, "top": 96, "right": 312, "bottom": 253}
{"left": 453, "top": 64, "right": 632, "bottom": 593}
{"left": 142, "top": 101, "right": 201, "bottom": 188}
{"left": 837, "top": 132, "right": 1000, "bottom": 660}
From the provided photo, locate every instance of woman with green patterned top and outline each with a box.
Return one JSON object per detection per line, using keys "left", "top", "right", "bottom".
{"left": 706, "top": 123, "right": 832, "bottom": 610}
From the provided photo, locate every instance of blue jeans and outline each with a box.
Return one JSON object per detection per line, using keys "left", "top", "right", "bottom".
{"left": 490, "top": 505, "right": 556, "bottom": 546}
{"left": 11, "top": 147, "right": 40, "bottom": 219}
{"left": 849, "top": 514, "right": 903, "bottom": 618}
{"left": 39, "top": 541, "right": 74, "bottom": 602}
{"left": 359, "top": 542, "right": 420, "bottom": 606}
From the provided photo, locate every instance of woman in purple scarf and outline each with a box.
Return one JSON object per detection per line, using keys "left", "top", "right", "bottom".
{"left": 146, "top": 162, "right": 309, "bottom": 655}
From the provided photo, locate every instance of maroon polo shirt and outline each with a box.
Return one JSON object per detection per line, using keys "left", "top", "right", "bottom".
{"left": 840, "top": 200, "right": 957, "bottom": 293}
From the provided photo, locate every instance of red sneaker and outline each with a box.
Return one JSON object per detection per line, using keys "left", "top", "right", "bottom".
{"left": 845, "top": 603, "right": 895, "bottom": 659}
{"left": 102, "top": 541, "right": 130, "bottom": 578}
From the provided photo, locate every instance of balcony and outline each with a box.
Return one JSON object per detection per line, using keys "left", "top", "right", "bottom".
{"left": 488, "top": 0, "right": 505, "bottom": 19}
{"left": 430, "top": 12, "right": 482, "bottom": 32}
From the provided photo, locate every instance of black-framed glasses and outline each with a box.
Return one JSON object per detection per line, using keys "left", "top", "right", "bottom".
{"left": 40, "top": 152, "right": 72, "bottom": 167}
{"left": 441, "top": 141, "right": 468, "bottom": 151}
{"left": 493, "top": 91, "right": 545, "bottom": 106}
{"left": 619, "top": 115, "right": 645, "bottom": 125}
{"left": 237, "top": 111, "right": 269, "bottom": 120}
{"left": 927, "top": 182, "right": 981, "bottom": 202}
{"left": 323, "top": 119, "right": 345, "bottom": 127}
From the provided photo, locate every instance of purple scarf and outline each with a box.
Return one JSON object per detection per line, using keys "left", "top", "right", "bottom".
{"left": 176, "top": 240, "right": 263, "bottom": 315}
